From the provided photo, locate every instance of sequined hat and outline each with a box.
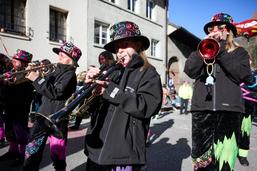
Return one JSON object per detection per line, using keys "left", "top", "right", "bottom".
{"left": 53, "top": 42, "right": 82, "bottom": 67}
{"left": 13, "top": 49, "right": 33, "bottom": 63}
{"left": 104, "top": 21, "right": 150, "bottom": 53}
{"left": 204, "top": 13, "right": 237, "bottom": 36}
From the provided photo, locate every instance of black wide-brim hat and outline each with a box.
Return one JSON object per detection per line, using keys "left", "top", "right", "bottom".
{"left": 104, "top": 21, "right": 150, "bottom": 53}
{"left": 203, "top": 13, "right": 237, "bottom": 36}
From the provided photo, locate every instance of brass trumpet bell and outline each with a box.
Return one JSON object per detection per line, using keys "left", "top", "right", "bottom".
{"left": 198, "top": 38, "right": 220, "bottom": 60}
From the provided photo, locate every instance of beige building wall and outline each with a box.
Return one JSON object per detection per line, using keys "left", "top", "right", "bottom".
{"left": 0, "top": 0, "right": 87, "bottom": 68}
{"left": 0, "top": 0, "right": 167, "bottom": 82}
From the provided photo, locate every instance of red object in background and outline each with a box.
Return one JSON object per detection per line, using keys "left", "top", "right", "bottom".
{"left": 234, "top": 19, "right": 257, "bottom": 38}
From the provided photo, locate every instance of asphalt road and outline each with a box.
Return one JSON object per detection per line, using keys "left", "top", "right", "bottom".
{"left": 1, "top": 110, "right": 257, "bottom": 171}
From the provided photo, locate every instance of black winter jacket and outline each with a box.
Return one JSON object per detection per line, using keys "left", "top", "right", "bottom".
{"left": 184, "top": 41, "right": 254, "bottom": 113}
{"left": 84, "top": 54, "right": 162, "bottom": 165}
{"left": 4, "top": 81, "right": 34, "bottom": 120}
{"left": 32, "top": 64, "right": 77, "bottom": 116}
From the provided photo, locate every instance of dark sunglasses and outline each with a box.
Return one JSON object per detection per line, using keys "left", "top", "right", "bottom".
{"left": 207, "top": 24, "right": 229, "bottom": 33}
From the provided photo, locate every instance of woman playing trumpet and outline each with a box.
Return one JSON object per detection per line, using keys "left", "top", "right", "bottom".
{"left": 0, "top": 50, "right": 34, "bottom": 165}
{"left": 184, "top": 13, "right": 256, "bottom": 171}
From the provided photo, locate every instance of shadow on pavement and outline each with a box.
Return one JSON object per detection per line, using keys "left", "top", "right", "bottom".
{"left": 146, "top": 137, "right": 191, "bottom": 171}
{"left": 148, "top": 119, "right": 174, "bottom": 145}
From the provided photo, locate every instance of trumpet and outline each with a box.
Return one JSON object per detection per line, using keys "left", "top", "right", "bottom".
{"left": 198, "top": 38, "right": 220, "bottom": 60}
{"left": 30, "top": 60, "right": 123, "bottom": 139}
{"left": 0, "top": 63, "right": 56, "bottom": 80}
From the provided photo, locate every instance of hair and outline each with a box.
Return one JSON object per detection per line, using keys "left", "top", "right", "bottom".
{"left": 98, "top": 51, "right": 115, "bottom": 66}
{"left": 225, "top": 30, "right": 240, "bottom": 52}
{"left": 135, "top": 41, "right": 151, "bottom": 70}
{"left": 77, "top": 70, "right": 87, "bottom": 82}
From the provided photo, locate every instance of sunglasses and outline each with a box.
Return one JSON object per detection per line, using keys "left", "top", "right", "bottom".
{"left": 207, "top": 24, "right": 229, "bottom": 33}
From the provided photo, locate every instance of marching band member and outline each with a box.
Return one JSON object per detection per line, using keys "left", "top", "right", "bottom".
{"left": 84, "top": 21, "right": 162, "bottom": 171}
{"left": 184, "top": 13, "right": 256, "bottom": 171}
{"left": 0, "top": 50, "right": 34, "bottom": 166}
{"left": 238, "top": 69, "right": 257, "bottom": 166}
{"left": 0, "top": 53, "right": 11, "bottom": 148}
{"left": 24, "top": 42, "right": 82, "bottom": 171}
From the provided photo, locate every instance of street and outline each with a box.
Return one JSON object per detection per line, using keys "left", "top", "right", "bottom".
{"left": 1, "top": 109, "right": 257, "bottom": 171}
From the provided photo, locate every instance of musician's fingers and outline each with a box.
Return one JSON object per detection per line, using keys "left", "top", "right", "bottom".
{"left": 88, "top": 67, "right": 100, "bottom": 74}
{"left": 25, "top": 70, "right": 40, "bottom": 81}
{"left": 95, "top": 80, "right": 109, "bottom": 87}
{"left": 26, "top": 64, "right": 33, "bottom": 70}
{"left": 92, "top": 85, "right": 104, "bottom": 96}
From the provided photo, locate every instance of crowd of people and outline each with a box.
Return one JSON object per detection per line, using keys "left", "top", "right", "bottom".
{"left": 0, "top": 12, "right": 256, "bottom": 171}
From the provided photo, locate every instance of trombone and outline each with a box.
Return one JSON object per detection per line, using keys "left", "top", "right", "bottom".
{"left": 0, "top": 63, "right": 56, "bottom": 80}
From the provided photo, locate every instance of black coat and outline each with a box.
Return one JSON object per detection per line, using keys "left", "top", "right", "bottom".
{"left": 32, "top": 64, "right": 77, "bottom": 116}
{"left": 4, "top": 81, "right": 34, "bottom": 120}
{"left": 84, "top": 54, "right": 162, "bottom": 165}
{"left": 184, "top": 41, "right": 254, "bottom": 113}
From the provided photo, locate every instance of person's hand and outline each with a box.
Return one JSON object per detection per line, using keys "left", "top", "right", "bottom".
{"left": 25, "top": 63, "right": 40, "bottom": 81}
{"left": 3, "top": 71, "right": 12, "bottom": 80}
{"left": 205, "top": 31, "right": 228, "bottom": 41}
{"left": 84, "top": 66, "right": 100, "bottom": 84}
{"left": 92, "top": 80, "right": 109, "bottom": 96}
{"left": 205, "top": 32, "right": 222, "bottom": 41}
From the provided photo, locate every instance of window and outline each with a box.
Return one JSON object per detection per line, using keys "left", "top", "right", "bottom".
{"left": 0, "top": 0, "right": 26, "bottom": 36}
{"left": 146, "top": 0, "right": 154, "bottom": 19}
{"left": 128, "top": 0, "right": 136, "bottom": 12}
{"left": 49, "top": 8, "right": 67, "bottom": 42}
{"left": 151, "top": 39, "right": 159, "bottom": 57}
{"left": 94, "top": 21, "right": 109, "bottom": 45}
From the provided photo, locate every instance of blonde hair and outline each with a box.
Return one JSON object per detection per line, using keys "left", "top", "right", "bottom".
{"left": 139, "top": 51, "right": 151, "bottom": 70}
{"left": 135, "top": 41, "right": 151, "bottom": 70}
{"left": 225, "top": 30, "right": 240, "bottom": 52}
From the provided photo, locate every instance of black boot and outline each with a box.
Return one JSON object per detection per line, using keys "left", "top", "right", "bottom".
{"left": 238, "top": 156, "right": 249, "bottom": 166}
{"left": 0, "top": 151, "right": 19, "bottom": 161}
{"left": 9, "top": 154, "right": 24, "bottom": 166}
{"left": 0, "top": 138, "right": 8, "bottom": 148}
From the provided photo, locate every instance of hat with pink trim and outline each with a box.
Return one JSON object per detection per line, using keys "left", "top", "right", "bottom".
{"left": 12, "top": 49, "right": 33, "bottom": 63}
{"left": 53, "top": 42, "right": 82, "bottom": 67}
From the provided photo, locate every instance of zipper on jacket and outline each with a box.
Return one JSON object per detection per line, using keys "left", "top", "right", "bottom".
{"left": 213, "top": 64, "right": 217, "bottom": 111}
{"left": 132, "top": 120, "right": 136, "bottom": 151}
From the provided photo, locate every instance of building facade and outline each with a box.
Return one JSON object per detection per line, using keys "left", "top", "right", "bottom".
{"left": 0, "top": 0, "right": 168, "bottom": 81}
{"left": 167, "top": 22, "right": 200, "bottom": 90}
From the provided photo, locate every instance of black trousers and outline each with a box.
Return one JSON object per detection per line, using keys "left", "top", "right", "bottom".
{"left": 191, "top": 111, "right": 241, "bottom": 171}
{"left": 180, "top": 98, "right": 189, "bottom": 114}
{"left": 238, "top": 101, "right": 256, "bottom": 154}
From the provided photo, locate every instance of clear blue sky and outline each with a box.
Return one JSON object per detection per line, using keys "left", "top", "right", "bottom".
{"left": 168, "top": 0, "right": 257, "bottom": 39}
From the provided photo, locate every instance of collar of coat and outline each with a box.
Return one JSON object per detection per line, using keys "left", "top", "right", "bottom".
{"left": 126, "top": 53, "right": 144, "bottom": 69}
{"left": 57, "top": 63, "right": 76, "bottom": 71}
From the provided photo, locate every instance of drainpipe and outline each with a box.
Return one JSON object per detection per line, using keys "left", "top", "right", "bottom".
{"left": 164, "top": 0, "right": 169, "bottom": 84}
